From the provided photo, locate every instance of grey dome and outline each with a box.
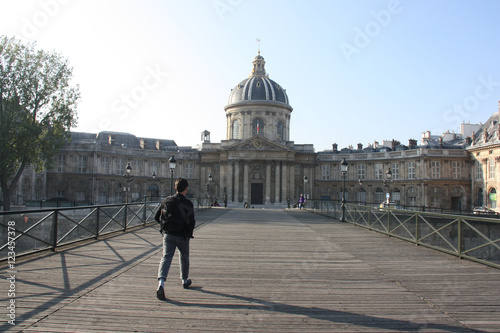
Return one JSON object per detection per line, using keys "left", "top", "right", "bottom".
{"left": 228, "top": 76, "right": 289, "bottom": 105}
{"left": 227, "top": 54, "right": 290, "bottom": 106}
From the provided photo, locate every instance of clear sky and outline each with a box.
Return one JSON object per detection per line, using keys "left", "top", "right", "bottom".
{"left": 2, "top": 0, "right": 500, "bottom": 151}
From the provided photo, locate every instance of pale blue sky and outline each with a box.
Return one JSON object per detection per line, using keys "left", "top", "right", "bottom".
{"left": 2, "top": 0, "right": 500, "bottom": 151}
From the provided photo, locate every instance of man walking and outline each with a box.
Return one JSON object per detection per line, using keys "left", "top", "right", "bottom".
{"left": 155, "top": 178, "right": 195, "bottom": 300}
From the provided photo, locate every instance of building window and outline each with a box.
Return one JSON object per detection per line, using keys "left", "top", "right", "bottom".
{"left": 357, "top": 164, "right": 366, "bottom": 180}
{"left": 321, "top": 164, "right": 330, "bottom": 180}
{"left": 57, "top": 155, "right": 65, "bottom": 172}
{"left": 117, "top": 158, "right": 125, "bottom": 175}
{"left": 277, "top": 120, "right": 284, "bottom": 141}
{"left": 252, "top": 118, "right": 264, "bottom": 136}
{"left": 431, "top": 161, "right": 440, "bottom": 179}
{"left": 134, "top": 160, "right": 142, "bottom": 175}
{"left": 151, "top": 161, "right": 159, "bottom": 176}
{"left": 452, "top": 161, "right": 461, "bottom": 179}
{"left": 476, "top": 161, "right": 483, "bottom": 180}
{"left": 232, "top": 120, "right": 241, "bottom": 139}
{"left": 185, "top": 163, "right": 194, "bottom": 178}
{"left": 489, "top": 158, "right": 496, "bottom": 179}
{"left": 408, "top": 196, "right": 417, "bottom": 206}
{"left": 99, "top": 191, "right": 107, "bottom": 204}
{"left": 374, "top": 188, "right": 384, "bottom": 203}
{"left": 392, "top": 163, "right": 400, "bottom": 180}
{"left": 392, "top": 188, "right": 401, "bottom": 204}
{"left": 374, "top": 163, "right": 383, "bottom": 180}
{"left": 477, "top": 188, "right": 483, "bottom": 207}
{"left": 357, "top": 188, "right": 366, "bottom": 203}
{"left": 102, "top": 157, "right": 110, "bottom": 174}
{"left": 76, "top": 191, "right": 85, "bottom": 202}
{"left": 408, "top": 161, "right": 415, "bottom": 179}
{"left": 77, "top": 156, "right": 87, "bottom": 173}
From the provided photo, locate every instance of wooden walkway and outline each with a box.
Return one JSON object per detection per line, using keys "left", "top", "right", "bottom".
{"left": 1, "top": 208, "right": 500, "bottom": 332}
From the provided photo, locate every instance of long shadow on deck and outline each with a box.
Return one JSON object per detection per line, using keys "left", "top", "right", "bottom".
{"left": 165, "top": 287, "right": 479, "bottom": 333}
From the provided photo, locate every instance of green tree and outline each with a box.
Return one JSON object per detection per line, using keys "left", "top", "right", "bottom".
{"left": 0, "top": 36, "right": 79, "bottom": 211}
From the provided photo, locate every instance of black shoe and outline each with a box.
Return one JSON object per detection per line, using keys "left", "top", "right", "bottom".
{"left": 183, "top": 279, "right": 192, "bottom": 289}
{"left": 156, "top": 286, "right": 166, "bottom": 300}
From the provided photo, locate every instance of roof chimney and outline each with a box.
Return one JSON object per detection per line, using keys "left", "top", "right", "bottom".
{"left": 332, "top": 143, "right": 338, "bottom": 152}
{"left": 357, "top": 143, "right": 363, "bottom": 150}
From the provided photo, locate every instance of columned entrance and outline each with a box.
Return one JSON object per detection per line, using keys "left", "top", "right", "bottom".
{"left": 251, "top": 183, "right": 264, "bottom": 204}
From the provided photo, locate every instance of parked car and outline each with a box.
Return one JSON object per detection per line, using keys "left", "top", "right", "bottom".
{"left": 379, "top": 202, "right": 401, "bottom": 210}
{"left": 472, "top": 206, "right": 498, "bottom": 216}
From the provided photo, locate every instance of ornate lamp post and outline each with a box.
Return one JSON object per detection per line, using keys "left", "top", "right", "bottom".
{"left": 168, "top": 155, "right": 176, "bottom": 195}
{"left": 384, "top": 167, "right": 392, "bottom": 204}
{"left": 207, "top": 173, "right": 213, "bottom": 205}
{"left": 303, "top": 175, "right": 308, "bottom": 200}
{"left": 340, "top": 158, "right": 348, "bottom": 222}
{"left": 123, "top": 162, "right": 134, "bottom": 203}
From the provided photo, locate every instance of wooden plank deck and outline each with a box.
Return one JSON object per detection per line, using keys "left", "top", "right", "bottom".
{"left": 1, "top": 208, "right": 500, "bottom": 332}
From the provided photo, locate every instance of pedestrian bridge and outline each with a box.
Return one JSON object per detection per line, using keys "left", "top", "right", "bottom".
{"left": 1, "top": 208, "right": 500, "bottom": 332}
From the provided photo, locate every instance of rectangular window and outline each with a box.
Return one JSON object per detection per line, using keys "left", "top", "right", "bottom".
{"left": 409, "top": 197, "right": 417, "bottom": 207}
{"left": 117, "top": 158, "right": 125, "bottom": 175}
{"left": 185, "top": 163, "right": 194, "bottom": 178}
{"left": 76, "top": 191, "right": 85, "bottom": 202}
{"left": 321, "top": 165, "right": 330, "bottom": 180}
{"left": 57, "top": 155, "right": 65, "bottom": 172}
{"left": 151, "top": 161, "right": 159, "bottom": 176}
{"left": 408, "top": 161, "right": 416, "bottom": 179}
{"left": 452, "top": 161, "right": 461, "bottom": 179}
{"left": 357, "top": 164, "right": 366, "bottom": 180}
{"left": 134, "top": 160, "right": 142, "bottom": 176}
{"left": 77, "top": 156, "right": 87, "bottom": 173}
{"left": 99, "top": 191, "right": 107, "bottom": 204}
{"left": 102, "top": 157, "right": 110, "bottom": 174}
{"left": 489, "top": 158, "right": 496, "bottom": 179}
{"left": 431, "top": 161, "right": 441, "bottom": 179}
{"left": 392, "top": 162, "right": 400, "bottom": 180}
{"left": 476, "top": 161, "right": 483, "bottom": 180}
{"left": 374, "top": 163, "right": 383, "bottom": 180}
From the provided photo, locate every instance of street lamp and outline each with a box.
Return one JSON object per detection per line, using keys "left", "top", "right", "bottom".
{"left": 207, "top": 173, "right": 213, "bottom": 205}
{"left": 303, "top": 175, "right": 308, "bottom": 200}
{"left": 385, "top": 167, "right": 392, "bottom": 204}
{"left": 169, "top": 155, "right": 176, "bottom": 195}
{"left": 123, "top": 162, "right": 134, "bottom": 203}
{"left": 340, "top": 158, "right": 348, "bottom": 222}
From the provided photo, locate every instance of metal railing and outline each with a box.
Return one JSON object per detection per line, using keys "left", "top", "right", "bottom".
{"left": 0, "top": 197, "right": 211, "bottom": 261}
{"left": 307, "top": 200, "right": 500, "bottom": 269}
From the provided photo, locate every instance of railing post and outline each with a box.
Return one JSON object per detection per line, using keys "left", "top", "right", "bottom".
{"left": 142, "top": 202, "right": 147, "bottom": 226}
{"left": 415, "top": 212, "right": 419, "bottom": 244}
{"left": 51, "top": 210, "right": 58, "bottom": 251}
{"left": 95, "top": 207, "right": 100, "bottom": 239}
{"left": 123, "top": 203, "right": 128, "bottom": 232}
{"left": 458, "top": 217, "right": 463, "bottom": 258}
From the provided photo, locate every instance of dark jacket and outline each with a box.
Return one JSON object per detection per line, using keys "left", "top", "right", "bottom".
{"left": 155, "top": 193, "right": 195, "bottom": 237}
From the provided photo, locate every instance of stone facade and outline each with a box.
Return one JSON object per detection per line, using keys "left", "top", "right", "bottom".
{"left": 6, "top": 54, "right": 499, "bottom": 212}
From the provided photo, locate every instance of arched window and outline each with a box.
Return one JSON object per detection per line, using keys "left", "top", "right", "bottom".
{"left": 357, "top": 188, "right": 366, "bottom": 203}
{"left": 489, "top": 188, "right": 496, "bottom": 209}
{"left": 374, "top": 188, "right": 384, "bottom": 204}
{"left": 477, "top": 188, "right": 483, "bottom": 207}
{"left": 252, "top": 118, "right": 264, "bottom": 136}
{"left": 232, "top": 120, "right": 241, "bottom": 139}
{"left": 277, "top": 120, "right": 284, "bottom": 141}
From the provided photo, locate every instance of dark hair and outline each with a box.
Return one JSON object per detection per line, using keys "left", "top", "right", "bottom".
{"left": 175, "top": 178, "right": 189, "bottom": 193}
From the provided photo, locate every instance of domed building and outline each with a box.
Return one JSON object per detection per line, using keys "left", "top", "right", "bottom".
{"left": 198, "top": 53, "right": 315, "bottom": 207}
{"left": 11, "top": 52, "right": 480, "bottom": 213}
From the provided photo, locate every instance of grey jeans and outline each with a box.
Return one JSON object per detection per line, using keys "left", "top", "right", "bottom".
{"left": 157, "top": 234, "right": 190, "bottom": 281}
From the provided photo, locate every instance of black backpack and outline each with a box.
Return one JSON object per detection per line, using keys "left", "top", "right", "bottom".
{"left": 159, "top": 195, "right": 192, "bottom": 234}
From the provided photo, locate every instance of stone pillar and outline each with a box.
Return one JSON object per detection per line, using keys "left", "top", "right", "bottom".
{"left": 282, "top": 163, "right": 288, "bottom": 204}
{"left": 243, "top": 162, "right": 249, "bottom": 203}
{"left": 234, "top": 161, "right": 240, "bottom": 203}
{"left": 275, "top": 162, "right": 281, "bottom": 203}
{"left": 289, "top": 163, "right": 295, "bottom": 202}
{"left": 265, "top": 161, "right": 271, "bottom": 205}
